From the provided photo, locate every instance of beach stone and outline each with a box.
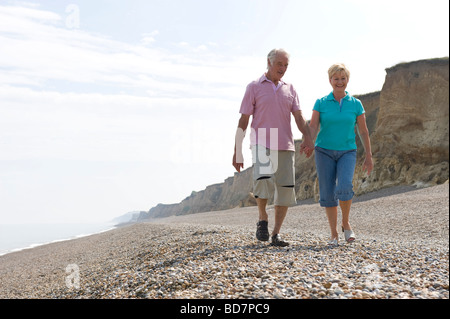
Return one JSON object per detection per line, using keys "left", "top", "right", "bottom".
{"left": 0, "top": 184, "right": 448, "bottom": 300}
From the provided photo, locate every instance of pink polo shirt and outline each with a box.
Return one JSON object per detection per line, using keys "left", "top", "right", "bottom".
{"left": 239, "top": 74, "right": 300, "bottom": 151}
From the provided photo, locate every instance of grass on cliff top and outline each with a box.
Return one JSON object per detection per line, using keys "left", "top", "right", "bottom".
{"left": 386, "top": 57, "right": 449, "bottom": 72}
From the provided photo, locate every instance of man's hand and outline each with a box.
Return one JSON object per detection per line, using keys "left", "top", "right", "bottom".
{"left": 300, "top": 141, "right": 314, "bottom": 158}
{"left": 299, "top": 135, "right": 314, "bottom": 158}
{"left": 232, "top": 152, "right": 244, "bottom": 172}
{"left": 233, "top": 115, "right": 249, "bottom": 173}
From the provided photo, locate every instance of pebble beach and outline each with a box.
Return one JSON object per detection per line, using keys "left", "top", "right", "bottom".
{"left": 0, "top": 183, "right": 448, "bottom": 299}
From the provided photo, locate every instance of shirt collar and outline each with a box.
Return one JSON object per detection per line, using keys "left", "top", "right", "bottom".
{"left": 260, "top": 74, "right": 285, "bottom": 86}
{"left": 327, "top": 91, "right": 350, "bottom": 101}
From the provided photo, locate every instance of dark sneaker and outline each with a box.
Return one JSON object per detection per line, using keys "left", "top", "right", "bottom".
{"left": 270, "top": 234, "right": 289, "bottom": 247}
{"left": 256, "top": 220, "right": 269, "bottom": 241}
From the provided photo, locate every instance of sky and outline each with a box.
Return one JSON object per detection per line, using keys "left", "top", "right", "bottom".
{"left": 0, "top": 0, "right": 448, "bottom": 224}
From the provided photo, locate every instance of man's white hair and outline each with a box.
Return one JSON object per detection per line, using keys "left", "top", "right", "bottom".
{"left": 267, "top": 48, "right": 290, "bottom": 69}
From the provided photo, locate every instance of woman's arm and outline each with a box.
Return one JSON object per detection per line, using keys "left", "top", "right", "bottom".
{"left": 309, "top": 110, "right": 320, "bottom": 142}
{"left": 356, "top": 113, "right": 373, "bottom": 175}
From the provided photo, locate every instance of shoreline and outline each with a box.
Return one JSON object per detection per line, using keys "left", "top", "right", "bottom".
{"left": 0, "top": 183, "right": 448, "bottom": 299}
{"left": 0, "top": 223, "right": 117, "bottom": 257}
{"left": 0, "top": 184, "right": 418, "bottom": 258}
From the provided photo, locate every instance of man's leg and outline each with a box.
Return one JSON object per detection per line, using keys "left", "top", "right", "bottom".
{"left": 272, "top": 205, "right": 288, "bottom": 236}
{"left": 255, "top": 198, "right": 270, "bottom": 241}
{"left": 269, "top": 150, "right": 295, "bottom": 247}
{"left": 252, "top": 145, "right": 272, "bottom": 242}
{"left": 270, "top": 205, "right": 290, "bottom": 247}
{"left": 256, "top": 198, "right": 268, "bottom": 222}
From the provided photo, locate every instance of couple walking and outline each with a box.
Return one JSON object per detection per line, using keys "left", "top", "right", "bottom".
{"left": 232, "top": 48, "right": 373, "bottom": 246}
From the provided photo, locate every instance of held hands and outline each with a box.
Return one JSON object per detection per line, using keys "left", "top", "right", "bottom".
{"left": 299, "top": 144, "right": 314, "bottom": 158}
{"left": 300, "top": 138, "right": 314, "bottom": 158}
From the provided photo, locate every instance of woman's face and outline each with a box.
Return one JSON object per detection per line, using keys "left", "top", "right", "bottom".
{"left": 329, "top": 71, "right": 348, "bottom": 94}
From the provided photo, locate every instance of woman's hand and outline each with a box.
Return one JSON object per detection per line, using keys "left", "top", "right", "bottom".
{"left": 362, "top": 154, "right": 373, "bottom": 175}
{"left": 300, "top": 141, "right": 314, "bottom": 158}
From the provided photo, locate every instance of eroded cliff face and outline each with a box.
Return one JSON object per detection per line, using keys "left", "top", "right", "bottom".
{"left": 140, "top": 57, "right": 449, "bottom": 220}
{"left": 355, "top": 58, "right": 449, "bottom": 193}
{"left": 147, "top": 170, "right": 255, "bottom": 218}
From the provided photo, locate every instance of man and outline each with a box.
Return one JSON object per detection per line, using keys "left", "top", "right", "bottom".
{"left": 233, "top": 48, "right": 314, "bottom": 247}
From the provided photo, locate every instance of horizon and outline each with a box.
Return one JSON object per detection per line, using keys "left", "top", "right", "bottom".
{"left": 0, "top": 0, "right": 449, "bottom": 225}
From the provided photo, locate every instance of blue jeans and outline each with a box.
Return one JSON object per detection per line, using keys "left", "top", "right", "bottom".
{"left": 314, "top": 146, "right": 357, "bottom": 207}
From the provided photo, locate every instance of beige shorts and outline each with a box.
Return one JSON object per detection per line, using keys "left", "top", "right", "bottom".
{"left": 251, "top": 145, "right": 297, "bottom": 207}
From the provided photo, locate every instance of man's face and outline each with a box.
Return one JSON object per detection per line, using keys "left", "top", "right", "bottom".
{"left": 267, "top": 53, "right": 289, "bottom": 83}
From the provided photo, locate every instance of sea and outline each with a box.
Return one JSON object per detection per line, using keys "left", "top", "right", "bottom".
{"left": 0, "top": 222, "right": 116, "bottom": 256}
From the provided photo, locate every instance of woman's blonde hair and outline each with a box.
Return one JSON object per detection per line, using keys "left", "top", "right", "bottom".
{"left": 328, "top": 63, "right": 350, "bottom": 80}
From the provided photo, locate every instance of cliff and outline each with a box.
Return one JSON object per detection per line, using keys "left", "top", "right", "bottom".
{"left": 355, "top": 57, "right": 449, "bottom": 193}
{"left": 139, "top": 57, "right": 449, "bottom": 220}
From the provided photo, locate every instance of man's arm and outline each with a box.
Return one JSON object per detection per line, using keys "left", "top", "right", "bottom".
{"left": 233, "top": 114, "right": 250, "bottom": 172}
{"left": 293, "top": 110, "right": 314, "bottom": 157}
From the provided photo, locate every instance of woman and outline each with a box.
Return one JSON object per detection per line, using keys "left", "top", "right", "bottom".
{"left": 303, "top": 63, "right": 373, "bottom": 245}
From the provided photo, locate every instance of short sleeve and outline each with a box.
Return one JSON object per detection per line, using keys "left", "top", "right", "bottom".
{"left": 239, "top": 83, "right": 255, "bottom": 115}
{"left": 355, "top": 99, "right": 365, "bottom": 116}
{"left": 313, "top": 98, "right": 321, "bottom": 112}
{"left": 290, "top": 87, "right": 301, "bottom": 112}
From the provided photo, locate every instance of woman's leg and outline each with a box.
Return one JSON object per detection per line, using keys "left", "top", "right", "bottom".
{"left": 315, "top": 147, "right": 338, "bottom": 207}
{"left": 325, "top": 206, "right": 339, "bottom": 240}
{"left": 315, "top": 147, "right": 339, "bottom": 241}
{"left": 339, "top": 199, "right": 352, "bottom": 230}
{"left": 336, "top": 150, "right": 357, "bottom": 233}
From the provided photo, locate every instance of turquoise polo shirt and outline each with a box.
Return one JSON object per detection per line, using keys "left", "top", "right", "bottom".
{"left": 313, "top": 92, "right": 365, "bottom": 151}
